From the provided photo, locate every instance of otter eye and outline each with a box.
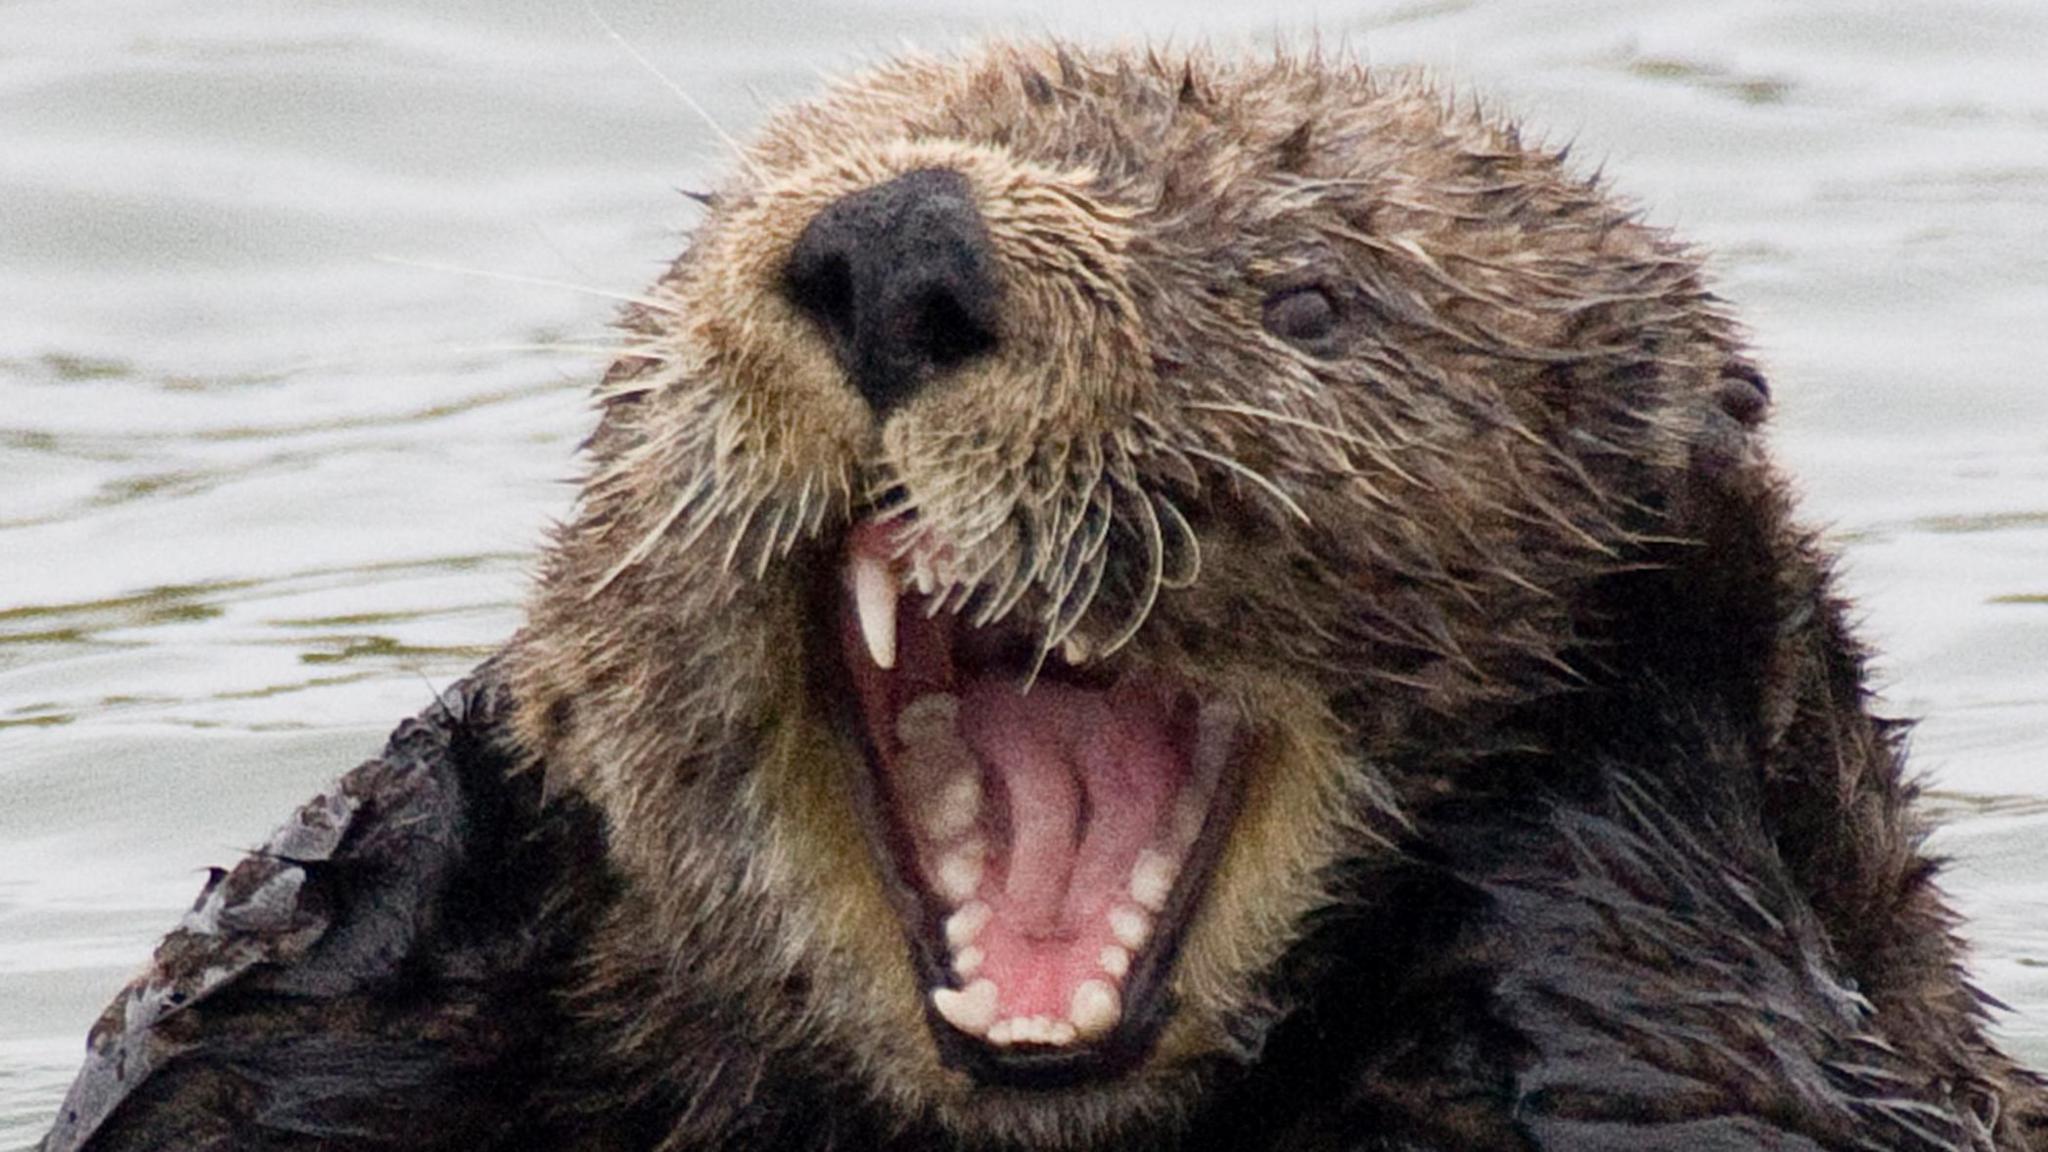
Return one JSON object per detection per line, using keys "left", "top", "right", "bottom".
{"left": 1262, "top": 286, "right": 1339, "bottom": 348}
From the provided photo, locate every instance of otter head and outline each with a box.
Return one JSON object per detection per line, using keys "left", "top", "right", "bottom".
{"left": 507, "top": 42, "right": 1758, "bottom": 1145}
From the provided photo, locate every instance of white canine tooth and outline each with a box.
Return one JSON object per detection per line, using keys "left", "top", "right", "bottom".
{"left": 926, "top": 771, "right": 982, "bottom": 842}
{"left": 1060, "top": 634, "right": 1092, "bottom": 665}
{"left": 936, "top": 841, "right": 985, "bottom": 903}
{"left": 1099, "top": 945, "right": 1131, "bottom": 979}
{"left": 1108, "top": 905, "right": 1151, "bottom": 950}
{"left": 954, "top": 945, "right": 984, "bottom": 977}
{"left": 896, "top": 693, "right": 959, "bottom": 747}
{"left": 945, "top": 900, "right": 992, "bottom": 949}
{"left": 1130, "top": 849, "right": 1176, "bottom": 912}
{"left": 1070, "top": 979, "right": 1120, "bottom": 1038}
{"left": 850, "top": 553, "right": 899, "bottom": 669}
{"left": 931, "top": 978, "right": 998, "bottom": 1036}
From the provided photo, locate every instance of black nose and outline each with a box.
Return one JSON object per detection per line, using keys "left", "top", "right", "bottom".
{"left": 782, "top": 168, "right": 1001, "bottom": 416}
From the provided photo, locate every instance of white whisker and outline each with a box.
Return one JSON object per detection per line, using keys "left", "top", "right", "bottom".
{"left": 1181, "top": 445, "right": 1312, "bottom": 525}
{"left": 1095, "top": 478, "right": 1163, "bottom": 659}
{"left": 1152, "top": 490, "right": 1203, "bottom": 590}
{"left": 373, "top": 255, "right": 684, "bottom": 315}
{"left": 581, "top": 0, "right": 765, "bottom": 182}
{"left": 1187, "top": 398, "right": 1423, "bottom": 490}
{"left": 587, "top": 473, "right": 709, "bottom": 599}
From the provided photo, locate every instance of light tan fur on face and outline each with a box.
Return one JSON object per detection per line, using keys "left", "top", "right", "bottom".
{"left": 507, "top": 40, "right": 1746, "bottom": 1146}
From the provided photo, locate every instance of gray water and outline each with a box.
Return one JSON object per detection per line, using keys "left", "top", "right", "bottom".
{"left": 2, "top": 0, "right": 2044, "bottom": 1144}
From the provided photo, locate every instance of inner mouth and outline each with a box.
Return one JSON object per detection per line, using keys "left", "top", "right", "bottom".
{"left": 831, "top": 520, "right": 1243, "bottom": 1084}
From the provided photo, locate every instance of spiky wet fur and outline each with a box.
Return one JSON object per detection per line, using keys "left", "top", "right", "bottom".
{"left": 477, "top": 41, "right": 2048, "bottom": 1149}
{"left": 40, "top": 37, "right": 2047, "bottom": 1152}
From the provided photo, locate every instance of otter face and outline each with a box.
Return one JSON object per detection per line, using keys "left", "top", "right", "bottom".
{"left": 509, "top": 43, "right": 1736, "bottom": 1142}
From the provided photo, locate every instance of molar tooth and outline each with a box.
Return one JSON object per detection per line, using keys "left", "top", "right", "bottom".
{"left": 1099, "top": 945, "right": 1131, "bottom": 979}
{"left": 1130, "top": 849, "right": 1176, "bottom": 912}
{"left": 953, "top": 945, "right": 984, "bottom": 978}
{"left": 896, "top": 693, "right": 959, "bottom": 746}
{"left": 945, "top": 900, "right": 992, "bottom": 949}
{"left": 931, "top": 978, "right": 998, "bottom": 1036}
{"left": 926, "top": 771, "right": 982, "bottom": 842}
{"left": 850, "top": 554, "right": 899, "bottom": 670}
{"left": 935, "top": 841, "right": 986, "bottom": 903}
{"left": 1108, "top": 905, "right": 1151, "bottom": 951}
{"left": 1070, "top": 979, "right": 1120, "bottom": 1039}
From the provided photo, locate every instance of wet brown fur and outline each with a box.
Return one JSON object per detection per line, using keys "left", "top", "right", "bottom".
{"left": 497, "top": 41, "right": 2046, "bottom": 1150}
{"left": 44, "top": 38, "right": 2047, "bottom": 1152}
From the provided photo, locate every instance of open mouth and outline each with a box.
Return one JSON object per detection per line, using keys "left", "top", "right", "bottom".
{"left": 826, "top": 520, "right": 1245, "bottom": 1086}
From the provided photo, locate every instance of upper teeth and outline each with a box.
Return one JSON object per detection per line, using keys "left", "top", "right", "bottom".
{"left": 896, "top": 693, "right": 960, "bottom": 746}
{"left": 1108, "top": 905, "right": 1151, "bottom": 951}
{"left": 935, "top": 840, "right": 986, "bottom": 903}
{"left": 944, "top": 900, "right": 993, "bottom": 949}
{"left": 850, "top": 553, "right": 899, "bottom": 669}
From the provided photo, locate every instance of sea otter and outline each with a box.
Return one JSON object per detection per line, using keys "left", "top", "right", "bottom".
{"left": 40, "top": 41, "right": 2048, "bottom": 1152}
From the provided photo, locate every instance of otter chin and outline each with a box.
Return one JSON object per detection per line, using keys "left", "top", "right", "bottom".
{"left": 42, "top": 39, "right": 2048, "bottom": 1152}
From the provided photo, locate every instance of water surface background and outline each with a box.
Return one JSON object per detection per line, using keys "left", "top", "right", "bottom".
{"left": 2, "top": 0, "right": 2044, "bottom": 1143}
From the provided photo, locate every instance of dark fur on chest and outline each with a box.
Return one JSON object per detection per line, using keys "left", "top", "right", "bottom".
{"left": 41, "top": 661, "right": 2048, "bottom": 1152}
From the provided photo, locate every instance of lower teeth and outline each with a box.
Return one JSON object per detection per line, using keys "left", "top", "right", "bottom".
{"left": 1069, "top": 980, "right": 1120, "bottom": 1038}
{"left": 897, "top": 697, "right": 1236, "bottom": 1052}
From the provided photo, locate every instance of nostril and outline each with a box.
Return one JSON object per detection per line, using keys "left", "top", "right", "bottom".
{"left": 909, "top": 283, "right": 997, "bottom": 372}
{"left": 785, "top": 250, "right": 857, "bottom": 357}
{"left": 779, "top": 167, "right": 1002, "bottom": 416}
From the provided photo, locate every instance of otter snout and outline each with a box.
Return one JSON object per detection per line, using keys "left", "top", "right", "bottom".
{"left": 782, "top": 167, "right": 1002, "bottom": 416}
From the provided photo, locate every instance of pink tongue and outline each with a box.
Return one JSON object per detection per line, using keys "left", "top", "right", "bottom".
{"left": 956, "top": 679, "right": 1183, "bottom": 1018}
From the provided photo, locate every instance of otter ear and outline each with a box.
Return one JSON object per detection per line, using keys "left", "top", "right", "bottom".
{"left": 1655, "top": 358, "right": 1777, "bottom": 571}
{"left": 1650, "top": 361, "right": 1992, "bottom": 1069}
{"left": 1688, "top": 362, "right": 1772, "bottom": 486}
{"left": 1602, "top": 356, "right": 1787, "bottom": 707}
